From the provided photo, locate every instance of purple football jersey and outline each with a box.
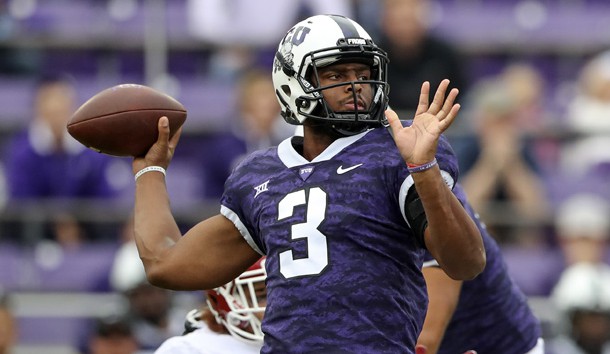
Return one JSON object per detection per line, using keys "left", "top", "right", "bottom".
{"left": 221, "top": 125, "right": 460, "bottom": 353}
{"left": 423, "top": 184, "right": 542, "bottom": 353}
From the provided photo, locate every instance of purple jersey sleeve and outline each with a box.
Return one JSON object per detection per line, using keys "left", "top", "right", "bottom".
{"left": 221, "top": 127, "right": 447, "bottom": 353}
{"left": 423, "top": 184, "right": 542, "bottom": 353}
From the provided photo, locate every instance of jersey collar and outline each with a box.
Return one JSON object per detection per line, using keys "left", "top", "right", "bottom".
{"left": 277, "top": 129, "right": 370, "bottom": 168}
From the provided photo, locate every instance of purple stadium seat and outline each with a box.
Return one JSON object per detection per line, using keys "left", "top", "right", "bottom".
{"left": 17, "top": 317, "right": 90, "bottom": 347}
{"left": 501, "top": 245, "right": 565, "bottom": 296}
{"left": 164, "top": 157, "right": 204, "bottom": 209}
{"left": 0, "top": 79, "right": 35, "bottom": 130}
{"left": 0, "top": 243, "right": 26, "bottom": 290}
{"left": 32, "top": 243, "right": 119, "bottom": 292}
{"left": 432, "top": 1, "right": 610, "bottom": 51}
{"left": 174, "top": 78, "right": 237, "bottom": 132}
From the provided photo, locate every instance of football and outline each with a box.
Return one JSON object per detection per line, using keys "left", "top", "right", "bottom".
{"left": 67, "top": 83, "right": 187, "bottom": 157}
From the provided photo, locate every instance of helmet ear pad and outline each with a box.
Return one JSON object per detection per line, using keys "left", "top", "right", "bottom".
{"left": 275, "top": 78, "right": 320, "bottom": 125}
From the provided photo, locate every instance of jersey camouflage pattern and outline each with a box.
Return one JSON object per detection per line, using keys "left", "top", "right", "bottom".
{"left": 423, "top": 184, "right": 542, "bottom": 353}
{"left": 221, "top": 123, "right": 459, "bottom": 353}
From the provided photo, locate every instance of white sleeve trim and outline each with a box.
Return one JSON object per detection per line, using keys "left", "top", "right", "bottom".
{"left": 220, "top": 205, "right": 265, "bottom": 256}
{"left": 399, "top": 175, "right": 415, "bottom": 227}
{"left": 422, "top": 259, "right": 440, "bottom": 268}
{"left": 398, "top": 169, "right": 455, "bottom": 225}
{"left": 440, "top": 170, "right": 456, "bottom": 190}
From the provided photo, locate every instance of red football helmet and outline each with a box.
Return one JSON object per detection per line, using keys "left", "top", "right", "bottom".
{"left": 206, "top": 257, "right": 267, "bottom": 343}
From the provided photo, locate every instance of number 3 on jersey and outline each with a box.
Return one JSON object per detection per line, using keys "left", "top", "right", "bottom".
{"left": 278, "top": 187, "right": 329, "bottom": 278}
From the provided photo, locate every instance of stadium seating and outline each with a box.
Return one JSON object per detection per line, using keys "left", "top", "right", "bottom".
{"left": 0, "top": 242, "right": 118, "bottom": 292}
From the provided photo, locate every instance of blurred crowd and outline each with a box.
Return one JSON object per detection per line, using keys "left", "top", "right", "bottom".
{"left": 0, "top": 0, "right": 609, "bottom": 353}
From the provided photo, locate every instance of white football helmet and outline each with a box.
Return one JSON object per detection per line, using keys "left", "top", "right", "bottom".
{"left": 206, "top": 257, "right": 267, "bottom": 343}
{"left": 552, "top": 262, "right": 610, "bottom": 313}
{"left": 272, "top": 14, "right": 389, "bottom": 135}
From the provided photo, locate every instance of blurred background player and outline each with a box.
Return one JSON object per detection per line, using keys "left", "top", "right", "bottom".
{"left": 191, "top": 68, "right": 292, "bottom": 200}
{"left": 109, "top": 218, "right": 185, "bottom": 351}
{"left": 2, "top": 73, "right": 128, "bottom": 246}
{"left": 458, "top": 76, "right": 550, "bottom": 247}
{"left": 155, "top": 257, "right": 266, "bottom": 354}
{"left": 417, "top": 184, "right": 543, "bottom": 354}
{"left": 554, "top": 49, "right": 610, "bottom": 227}
{"left": 230, "top": 69, "right": 294, "bottom": 152}
{"left": 86, "top": 315, "right": 139, "bottom": 354}
{"left": 563, "top": 49, "right": 610, "bottom": 135}
{"left": 554, "top": 193, "right": 610, "bottom": 267}
{"left": 548, "top": 263, "right": 610, "bottom": 354}
{"left": 544, "top": 193, "right": 610, "bottom": 354}
{"left": 377, "top": 0, "right": 468, "bottom": 117}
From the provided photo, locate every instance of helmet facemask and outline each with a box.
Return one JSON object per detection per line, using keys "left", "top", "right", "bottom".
{"left": 206, "top": 258, "right": 266, "bottom": 344}
{"left": 300, "top": 41, "right": 389, "bottom": 135}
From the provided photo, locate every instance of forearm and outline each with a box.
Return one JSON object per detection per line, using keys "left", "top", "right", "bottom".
{"left": 418, "top": 314, "right": 447, "bottom": 354}
{"left": 413, "top": 167, "right": 485, "bottom": 280}
{"left": 134, "top": 172, "right": 182, "bottom": 276}
{"left": 418, "top": 267, "right": 463, "bottom": 354}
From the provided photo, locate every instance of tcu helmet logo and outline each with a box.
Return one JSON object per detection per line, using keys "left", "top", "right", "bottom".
{"left": 273, "top": 26, "right": 311, "bottom": 74}
{"left": 286, "top": 26, "right": 311, "bottom": 46}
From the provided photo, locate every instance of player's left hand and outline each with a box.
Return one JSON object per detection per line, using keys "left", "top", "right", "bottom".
{"left": 385, "top": 79, "right": 460, "bottom": 165}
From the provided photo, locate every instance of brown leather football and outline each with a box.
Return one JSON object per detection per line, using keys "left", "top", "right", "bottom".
{"left": 67, "top": 84, "right": 187, "bottom": 157}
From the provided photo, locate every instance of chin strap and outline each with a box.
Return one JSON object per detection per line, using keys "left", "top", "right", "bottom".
{"left": 330, "top": 122, "right": 373, "bottom": 136}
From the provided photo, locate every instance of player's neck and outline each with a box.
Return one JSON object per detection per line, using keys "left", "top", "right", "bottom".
{"left": 302, "top": 125, "right": 336, "bottom": 161}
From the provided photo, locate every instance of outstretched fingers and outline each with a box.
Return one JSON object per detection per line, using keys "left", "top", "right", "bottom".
{"left": 437, "top": 87, "right": 459, "bottom": 121}
{"left": 415, "top": 81, "right": 431, "bottom": 116}
{"left": 428, "top": 79, "right": 450, "bottom": 115}
{"left": 439, "top": 103, "right": 461, "bottom": 131}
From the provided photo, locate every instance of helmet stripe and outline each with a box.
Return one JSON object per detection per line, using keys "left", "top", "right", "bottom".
{"left": 328, "top": 15, "right": 360, "bottom": 39}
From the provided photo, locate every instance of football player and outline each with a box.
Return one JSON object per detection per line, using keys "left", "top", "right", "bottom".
{"left": 155, "top": 258, "right": 266, "bottom": 354}
{"left": 132, "top": 14, "right": 485, "bottom": 353}
{"left": 417, "top": 184, "right": 544, "bottom": 354}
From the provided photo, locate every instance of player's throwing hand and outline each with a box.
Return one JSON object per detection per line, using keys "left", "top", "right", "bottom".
{"left": 132, "top": 116, "right": 182, "bottom": 175}
{"left": 385, "top": 79, "right": 460, "bottom": 166}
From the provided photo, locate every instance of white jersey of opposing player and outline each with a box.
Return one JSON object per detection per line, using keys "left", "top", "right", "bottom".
{"left": 154, "top": 325, "right": 262, "bottom": 354}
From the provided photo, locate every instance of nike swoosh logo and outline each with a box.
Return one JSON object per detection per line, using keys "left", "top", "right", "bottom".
{"left": 337, "top": 163, "right": 363, "bottom": 174}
